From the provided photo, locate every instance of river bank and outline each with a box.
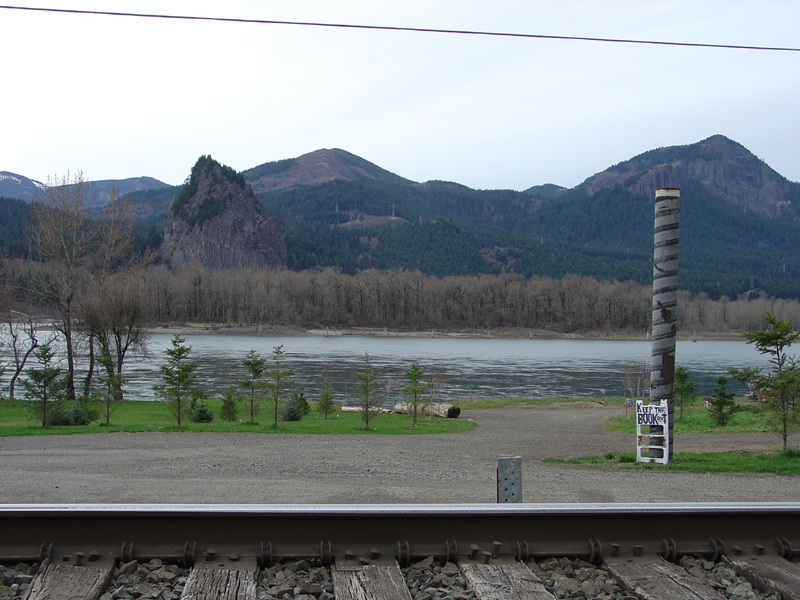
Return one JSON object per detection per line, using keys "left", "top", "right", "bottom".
{"left": 152, "top": 321, "right": 745, "bottom": 342}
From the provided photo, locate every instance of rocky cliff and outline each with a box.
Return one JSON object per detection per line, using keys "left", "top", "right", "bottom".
{"left": 578, "top": 135, "right": 800, "bottom": 219}
{"left": 160, "top": 156, "right": 286, "bottom": 270}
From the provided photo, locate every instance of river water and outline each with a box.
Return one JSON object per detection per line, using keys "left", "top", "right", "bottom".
{"left": 102, "top": 332, "right": 769, "bottom": 404}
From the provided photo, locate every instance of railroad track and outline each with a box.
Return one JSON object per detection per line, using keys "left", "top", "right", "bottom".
{"left": 2, "top": 503, "right": 800, "bottom": 600}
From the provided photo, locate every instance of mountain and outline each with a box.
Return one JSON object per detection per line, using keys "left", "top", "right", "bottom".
{"left": 576, "top": 135, "right": 800, "bottom": 219}
{"left": 0, "top": 171, "right": 170, "bottom": 206}
{"left": 0, "top": 172, "right": 44, "bottom": 201}
{"left": 87, "top": 176, "right": 171, "bottom": 207}
{"left": 160, "top": 156, "right": 285, "bottom": 270}
{"left": 242, "top": 148, "right": 414, "bottom": 193}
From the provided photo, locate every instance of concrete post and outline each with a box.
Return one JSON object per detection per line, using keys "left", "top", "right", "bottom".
{"left": 650, "top": 188, "right": 680, "bottom": 462}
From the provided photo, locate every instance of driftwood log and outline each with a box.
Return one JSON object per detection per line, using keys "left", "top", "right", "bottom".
{"left": 393, "top": 403, "right": 461, "bottom": 419}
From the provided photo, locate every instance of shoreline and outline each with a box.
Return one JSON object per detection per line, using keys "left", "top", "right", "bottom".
{"left": 150, "top": 322, "right": 745, "bottom": 342}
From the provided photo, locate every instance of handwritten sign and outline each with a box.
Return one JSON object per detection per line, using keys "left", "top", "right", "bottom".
{"left": 636, "top": 401, "right": 667, "bottom": 427}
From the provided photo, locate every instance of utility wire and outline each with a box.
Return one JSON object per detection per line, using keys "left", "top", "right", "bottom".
{"left": 1, "top": 4, "right": 799, "bottom": 53}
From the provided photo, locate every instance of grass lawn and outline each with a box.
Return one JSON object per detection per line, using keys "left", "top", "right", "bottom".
{"left": 545, "top": 449, "right": 800, "bottom": 476}
{"left": 609, "top": 403, "right": 771, "bottom": 434}
{"left": 0, "top": 399, "right": 474, "bottom": 436}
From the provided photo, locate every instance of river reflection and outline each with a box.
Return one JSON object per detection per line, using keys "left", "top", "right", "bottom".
{"left": 109, "top": 333, "right": 768, "bottom": 405}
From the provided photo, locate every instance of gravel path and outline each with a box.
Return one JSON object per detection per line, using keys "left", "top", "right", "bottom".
{"left": 0, "top": 405, "right": 796, "bottom": 504}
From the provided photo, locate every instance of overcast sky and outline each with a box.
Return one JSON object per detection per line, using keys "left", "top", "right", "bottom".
{"left": 1, "top": 0, "right": 798, "bottom": 191}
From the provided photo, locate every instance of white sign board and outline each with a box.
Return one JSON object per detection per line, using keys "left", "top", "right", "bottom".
{"left": 636, "top": 399, "right": 670, "bottom": 464}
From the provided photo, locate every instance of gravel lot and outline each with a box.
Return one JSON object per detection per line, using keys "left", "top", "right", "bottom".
{"left": 0, "top": 405, "right": 797, "bottom": 504}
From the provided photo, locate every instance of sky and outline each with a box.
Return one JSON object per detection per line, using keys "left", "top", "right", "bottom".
{"left": 1, "top": 0, "right": 798, "bottom": 191}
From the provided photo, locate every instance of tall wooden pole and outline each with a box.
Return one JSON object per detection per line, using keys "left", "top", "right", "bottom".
{"left": 650, "top": 188, "right": 680, "bottom": 461}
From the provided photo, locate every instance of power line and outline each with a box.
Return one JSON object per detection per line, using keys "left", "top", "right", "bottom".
{"left": 1, "top": 4, "right": 799, "bottom": 53}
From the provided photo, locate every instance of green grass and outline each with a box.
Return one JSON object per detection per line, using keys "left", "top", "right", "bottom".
{"left": 545, "top": 449, "right": 800, "bottom": 475}
{"left": 609, "top": 403, "right": 770, "bottom": 434}
{"left": 0, "top": 399, "right": 474, "bottom": 436}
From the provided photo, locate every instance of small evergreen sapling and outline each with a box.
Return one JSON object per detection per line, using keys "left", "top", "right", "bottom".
{"left": 21, "top": 341, "right": 65, "bottom": 427}
{"left": 674, "top": 365, "right": 699, "bottom": 421}
{"left": 220, "top": 387, "right": 240, "bottom": 422}
{"left": 264, "top": 345, "right": 293, "bottom": 428}
{"left": 731, "top": 313, "right": 800, "bottom": 451}
{"left": 153, "top": 334, "right": 198, "bottom": 427}
{"left": 239, "top": 349, "right": 266, "bottom": 423}
{"left": 316, "top": 383, "right": 338, "bottom": 419}
{"left": 353, "top": 351, "right": 382, "bottom": 429}
{"left": 707, "top": 376, "right": 738, "bottom": 427}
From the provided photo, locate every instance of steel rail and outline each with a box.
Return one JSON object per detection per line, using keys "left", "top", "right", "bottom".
{"left": 2, "top": 503, "right": 799, "bottom": 567}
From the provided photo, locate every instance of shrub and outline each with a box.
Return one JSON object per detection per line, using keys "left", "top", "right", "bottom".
{"left": 69, "top": 406, "right": 90, "bottom": 426}
{"left": 291, "top": 387, "right": 310, "bottom": 416}
{"left": 281, "top": 400, "right": 303, "bottom": 422}
{"left": 46, "top": 404, "right": 73, "bottom": 427}
{"left": 77, "top": 396, "right": 100, "bottom": 423}
{"left": 190, "top": 403, "right": 214, "bottom": 423}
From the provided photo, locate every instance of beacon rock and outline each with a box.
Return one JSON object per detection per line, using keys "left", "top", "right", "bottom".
{"left": 160, "top": 156, "right": 286, "bottom": 270}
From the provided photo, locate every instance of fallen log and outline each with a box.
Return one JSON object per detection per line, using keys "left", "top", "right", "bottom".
{"left": 393, "top": 402, "right": 461, "bottom": 418}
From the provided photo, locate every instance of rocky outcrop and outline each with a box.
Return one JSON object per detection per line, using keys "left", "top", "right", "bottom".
{"left": 578, "top": 135, "right": 800, "bottom": 219}
{"left": 160, "top": 156, "right": 285, "bottom": 270}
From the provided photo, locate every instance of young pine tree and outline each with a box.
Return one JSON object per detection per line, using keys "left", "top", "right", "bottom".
{"left": 706, "top": 376, "right": 738, "bottom": 427}
{"left": 21, "top": 341, "right": 65, "bottom": 427}
{"left": 239, "top": 349, "right": 266, "bottom": 423}
{"left": 674, "top": 365, "right": 699, "bottom": 421}
{"left": 731, "top": 313, "right": 800, "bottom": 451}
{"left": 153, "top": 334, "right": 197, "bottom": 427}
{"left": 264, "top": 345, "right": 293, "bottom": 428}
{"left": 316, "top": 382, "right": 338, "bottom": 419}
{"left": 353, "top": 351, "right": 382, "bottom": 429}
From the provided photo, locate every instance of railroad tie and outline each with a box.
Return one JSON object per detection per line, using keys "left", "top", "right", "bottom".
{"left": 724, "top": 555, "right": 800, "bottom": 600}
{"left": 332, "top": 561, "right": 413, "bottom": 600}
{"left": 24, "top": 558, "right": 113, "bottom": 600}
{"left": 180, "top": 567, "right": 258, "bottom": 600}
{"left": 460, "top": 562, "right": 556, "bottom": 600}
{"left": 606, "top": 558, "right": 727, "bottom": 600}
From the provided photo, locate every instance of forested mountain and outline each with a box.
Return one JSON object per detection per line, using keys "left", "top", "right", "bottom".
{"left": 3, "top": 135, "right": 799, "bottom": 299}
{"left": 254, "top": 135, "right": 800, "bottom": 299}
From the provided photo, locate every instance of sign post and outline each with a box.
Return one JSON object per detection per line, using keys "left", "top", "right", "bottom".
{"left": 636, "top": 399, "right": 669, "bottom": 464}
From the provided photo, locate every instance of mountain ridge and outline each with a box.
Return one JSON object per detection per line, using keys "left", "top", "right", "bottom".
{"left": 4, "top": 135, "right": 800, "bottom": 299}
